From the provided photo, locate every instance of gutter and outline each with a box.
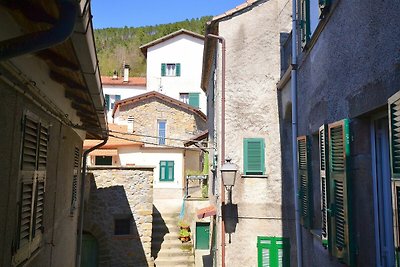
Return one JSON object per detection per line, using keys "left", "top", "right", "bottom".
{"left": 75, "top": 138, "right": 108, "bottom": 267}
{"left": 206, "top": 33, "right": 227, "bottom": 267}
{"left": 0, "top": 0, "right": 78, "bottom": 61}
{"left": 291, "top": 0, "right": 303, "bottom": 266}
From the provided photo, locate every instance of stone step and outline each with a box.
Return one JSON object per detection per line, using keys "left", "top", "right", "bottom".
{"left": 154, "top": 255, "right": 195, "bottom": 267}
{"left": 152, "top": 240, "right": 193, "bottom": 252}
{"left": 156, "top": 248, "right": 193, "bottom": 258}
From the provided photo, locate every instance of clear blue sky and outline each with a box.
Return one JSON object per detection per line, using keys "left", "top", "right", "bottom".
{"left": 91, "top": 0, "right": 245, "bottom": 29}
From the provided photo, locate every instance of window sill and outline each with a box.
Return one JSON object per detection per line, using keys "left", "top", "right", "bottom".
{"left": 241, "top": 174, "right": 268, "bottom": 178}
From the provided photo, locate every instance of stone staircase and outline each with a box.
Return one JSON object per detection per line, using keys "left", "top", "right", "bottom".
{"left": 152, "top": 211, "right": 195, "bottom": 267}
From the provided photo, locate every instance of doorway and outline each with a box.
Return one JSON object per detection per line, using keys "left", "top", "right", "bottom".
{"left": 81, "top": 233, "right": 99, "bottom": 267}
{"left": 372, "top": 116, "right": 395, "bottom": 267}
{"left": 196, "top": 222, "right": 210, "bottom": 250}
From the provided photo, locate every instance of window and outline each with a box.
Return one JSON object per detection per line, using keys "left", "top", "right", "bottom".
{"left": 180, "top": 93, "right": 189, "bottom": 104}
{"left": 104, "top": 94, "right": 121, "bottom": 111}
{"left": 243, "top": 138, "right": 265, "bottom": 175}
{"left": 13, "top": 113, "right": 48, "bottom": 265}
{"left": 95, "top": 156, "right": 112, "bottom": 165}
{"left": 257, "top": 236, "right": 290, "bottom": 267}
{"left": 127, "top": 116, "right": 134, "bottom": 133}
{"left": 188, "top": 93, "right": 200, "bottom": 108}
{"left": 114, "top": 218, "right": 131, "bottom": 235}
{"left": 297, "top": 136, "right": 313, "bottom": 229}
{"left": 300, "top": 0, "right": 331, "bottom": 48}
{"left": 318, "top": 119, "right": 354, "bottom": 266}
{"left": 70, "top": 147, "right": 80, "bottom": 215}
{"left": 158, "top": 120, "right": 166, "bottom": 145}
{"left": 161, "top": 63, "right": 181, "bottom": 77}
{"left": 159, "top": 161, "right": 174, "bottom": 181}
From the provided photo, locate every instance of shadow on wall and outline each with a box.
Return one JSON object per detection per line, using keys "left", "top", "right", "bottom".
{"left": 151, "top": 205, "right": 169, "bottom": 259}
{"left": 83, "top": 175, "right": 148, "bottom": 266}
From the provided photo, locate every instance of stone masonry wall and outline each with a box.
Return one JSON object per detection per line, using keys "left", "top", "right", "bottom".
{"left": 84, "top": 167, "right": 154, "bottom": 267}
{"left": 118, "top": 98, "right": 207, "bottom": 147}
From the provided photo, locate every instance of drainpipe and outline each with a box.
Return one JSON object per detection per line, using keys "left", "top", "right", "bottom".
{"left": 0, "top": 0, "right": 78, "bottom": 61}
{"left": 291, "top": 0, "right": 303, "bottom": 266}
{"left": 207, "top": 33, "right": 226, "bottom": 267}
{"left": 76, "top": 138, "right": 108, "bottom": 267}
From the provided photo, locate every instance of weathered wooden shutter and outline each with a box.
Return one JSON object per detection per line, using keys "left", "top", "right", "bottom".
{"left": 388, "top": 91, "right": 400, "bottom": 263}
{"left": 319, "top": 124, "right": 330, "bottom": 248}
{"left": 161, "top": 63, "right": 166, "bottom": 76}
{"left": 297, "top": 136, "right": 313, "bottom": 229}
{"left": 70, "top": 147, "right": 80, "bottom": 215}
{"left": 328, "top": 119, "right": 354, "bottom": 266}
{"left": 176, "top": 63, "right": 181, "bottom": 76}
{"left": 14, "top": 113, "right": 48, "bottom": 265}
{"left": 300, "top": 0, "right": 311, "bottom": 48}
{"left": 188, "top": 93, "right": 200, "bottom": 108}
{"left": 244, "top": 138, "right": 265, "bottom": 175}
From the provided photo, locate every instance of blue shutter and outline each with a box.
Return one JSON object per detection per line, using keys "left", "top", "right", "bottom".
{"left": 244, "top": 138, "right": 265, "bottom": 175}
{"left": 161, "top": 63, "right": 166, "bottom": 76}
{"left": 115, "top": 95, "right": 121, "bottom": 101}
{"left": 158, "top": 121, "right": 166, "bottom": 145}
{"left": 188, "top": 93, "right": 200, "bottom": 108}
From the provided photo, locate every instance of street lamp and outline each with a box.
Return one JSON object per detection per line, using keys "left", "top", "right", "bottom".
{"left": 220, "top": 158, "right": 238, "bottom": 203}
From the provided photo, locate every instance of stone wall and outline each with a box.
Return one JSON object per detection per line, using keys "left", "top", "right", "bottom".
{"left": 118, "top": 97, "right": 207, "bottom": 147}
{"left": 84, "top": 167, "right": 154, "bottom": 267}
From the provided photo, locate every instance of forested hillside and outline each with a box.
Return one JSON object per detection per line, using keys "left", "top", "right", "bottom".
{"left": 94, "top": 16, "right": 212, "bottom": 77}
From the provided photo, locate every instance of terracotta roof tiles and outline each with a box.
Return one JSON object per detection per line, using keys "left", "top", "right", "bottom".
{"left": 101, "top": 76, "right": 146, "bottom": 86}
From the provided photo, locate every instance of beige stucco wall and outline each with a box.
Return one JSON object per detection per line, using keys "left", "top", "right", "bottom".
{"left": 209, "top": 0, "right": 292, "bottom": 266}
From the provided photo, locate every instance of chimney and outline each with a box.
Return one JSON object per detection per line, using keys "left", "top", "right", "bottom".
{"left": 123, "top": 64, "right": 130, "bottom": 82}
{"left": 112, "top": 70, "right": 118, "bottom": 80}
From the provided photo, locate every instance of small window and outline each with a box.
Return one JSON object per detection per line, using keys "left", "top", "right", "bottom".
{"left": 127, "top": 116, "right": 134, "bottom": 133}
{"left": 243, "top": 138, "right": 265, "bottom": 175}
{"left": 95, "top": 156, "right": 112, "bottom": 166}
{"left": 114, "top": 218, "right": 131, "bottom": 235}
{"left": 161, "top": 63, "right": 181, "bottom": 77}
{"left": 160, "top": 161, "right": 174, "bottom": 181}
{"left": 106, "top": 94, "right": 121, "bottom": 111}
{"left": 257, "top": 237, "right": 290, "bottom": 267}
{"left": 180, "top": 93, "right": 189, "bottom": 104}
{"left": 158, "top": 120, "right": 166, "bottom": 145}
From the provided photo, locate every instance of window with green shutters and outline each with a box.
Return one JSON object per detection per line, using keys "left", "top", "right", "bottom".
{"left": 388, "top": 91, "right": 400, "bottom": 265}
{"left": 161, "top": 63, "right": 181, "bottom": 77}
{"left": 327, "top": 119, "right": 354, "bottom": 266}
{"left": 244, "top": 138, "right": 265, "bottom": 175}
{"left": 13, "top": 112, "right": 48, "bottom": 265}
{"left": 297, "top": 136, "right": 313, "bottom": 229}
{"left": 188, "top": 93, "right": 200, "bottom": 108}
{"left": 257, "top": 236, "right": 290, "bottom": 267}
{"left": 160, "top": 161, "right": 174, "bottom": 181}
{"left": 319, "top": 124, "right": 330, "bottom": 248}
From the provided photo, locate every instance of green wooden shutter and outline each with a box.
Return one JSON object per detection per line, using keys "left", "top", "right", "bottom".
{"left": 244, "top": 138, "right": 265, "bottom": 175}
{"left": 257, "top": 237, "right": 290, "bottom": 267}
{"left": 328, "top": 119, "right": 354, "bottom": 266}
{"left": 115, "top": 95, "right": 121, "bottom": 101}
{"left": 71, "top": 147, "right": 80, "bottom": 215}
{"left": 297, "top": 136, "right": 313, "bottom": 229}
{"left": 319, "top": 124, "right": 330, "bottom": 248}
{"left": 176, "top": 63, "right": 181, "bottom": 76}
{"left": 161, "top": 63, "right": 166, "bottom": 76}
{"left": 300, "top": 0, "right": 311, "bottom": 48}
{"left": 14, "top": 114, "right": 48, "bottom": 265}
{"left": 104, "top": 94, "right": 110, "bottom": 111}
{"left": 188, "top": 93, "right": 200, "bottom": 108}
{"left": 167, "top": 161, "right": 175, "bottom": 181}
{"left": 159, "top": 161, "right": 174, "bottom": 181}
{"left": 388, "top": 91, "right": 400, "bottom": 264}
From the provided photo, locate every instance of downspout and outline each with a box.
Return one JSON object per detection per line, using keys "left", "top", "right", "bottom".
{"left": 291, "top": 0, "right": 303, "bottom": 266}
{"left": 76, "top": 138, "right": 108, "bottom": 267}
{"left": 0, "top": 0, "right": 78, "bottom": 61}
{"left": 207, "top": 33, "right": 226, "bottom": 267}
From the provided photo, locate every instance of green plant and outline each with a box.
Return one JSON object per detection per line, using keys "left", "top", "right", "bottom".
{"left": 179, "top": 229, "right": 190, "bottom": 237}
{"left": 178, "top": 220, "right": 190, "bottom": 229}
{"left": 201, "top": 184, "right": 208, "bottom": 198}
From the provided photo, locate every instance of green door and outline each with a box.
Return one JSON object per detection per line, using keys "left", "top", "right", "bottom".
{"left": 196, "top": 222, "right": 210, "bottom": 249}
{"left": 81, "top": 233, "right": 98, "bottom": 267}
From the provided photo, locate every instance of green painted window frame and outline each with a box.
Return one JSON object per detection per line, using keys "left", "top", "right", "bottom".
{"left": 243, "top": 138, "right": 265, "bottom": 175}
{"left": 257, "top": 236, "right": 290, "bottom": 267}
{"left": 159, "top": 161, "right": 174, "bottom": 181}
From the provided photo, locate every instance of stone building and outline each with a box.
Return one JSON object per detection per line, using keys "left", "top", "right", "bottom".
{"left": 277, "top": 0, "right": 400, "bottom": 266}
{"left": 83, "top": 167, "right": 154, "bottom": 267}
{"left": 0, "top": 1, "right": 107, "bottom": 267}
{"left": 201, "top": 0, "right": 292, "bottom": 266}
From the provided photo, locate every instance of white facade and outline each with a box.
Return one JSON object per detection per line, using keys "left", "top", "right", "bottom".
{"left": 144, "top": 32, "right": 207, "bottom": 113}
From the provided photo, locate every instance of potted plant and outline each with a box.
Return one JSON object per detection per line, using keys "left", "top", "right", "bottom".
{"left": 178, "top": 220, "right": 190, "bottom": 230}
{"left": 179, "top": 228, "right": 191, "bottom": 242}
